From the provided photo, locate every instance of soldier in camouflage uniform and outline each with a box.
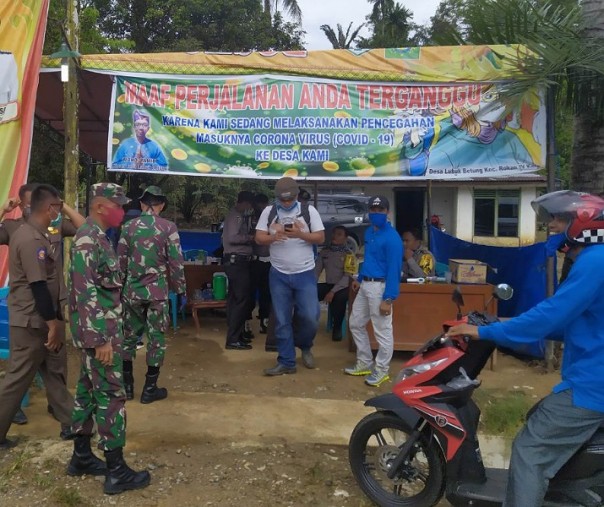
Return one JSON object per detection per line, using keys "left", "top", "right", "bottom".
{"left": 117, "top": 186, "right": 186, "bottom": 404}
{"left": 68, "top": 183, "right": 150, "bottom": 495}
{"left": 402, "top": 228, "right": 436, "bottom": 278}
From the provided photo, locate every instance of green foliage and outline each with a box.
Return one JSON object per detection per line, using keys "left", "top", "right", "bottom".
{"left": 51, "top": 486, "right": 87, "bottom": 507}
{"left": 165, "top": 177, "right": 271, "bottom": 226}
{"left": 89, "top": 0, "right": 304, "bottom": 53}
{"left": 357, "top": 0, "right": 419, "bottom": 48}
{"left": 320, "top": 22, "right": 365, "bottom": 49}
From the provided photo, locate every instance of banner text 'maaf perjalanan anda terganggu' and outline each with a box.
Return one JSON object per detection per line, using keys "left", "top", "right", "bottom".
{"left": 106, "top": 52, "right": 546, "bottom": 180}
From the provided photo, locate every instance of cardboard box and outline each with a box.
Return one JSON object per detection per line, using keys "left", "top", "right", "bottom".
{"left": 449, "top": 259, "right": 487, "bottom": 284}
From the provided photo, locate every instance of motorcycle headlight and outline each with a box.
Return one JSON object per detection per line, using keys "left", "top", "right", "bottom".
{"left": 395, "top": 358, "right": 447, "bottom": 384}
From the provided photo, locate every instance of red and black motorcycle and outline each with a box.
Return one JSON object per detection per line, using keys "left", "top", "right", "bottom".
{"left": 349, "top": 284, "right": 604, "bottom": 507}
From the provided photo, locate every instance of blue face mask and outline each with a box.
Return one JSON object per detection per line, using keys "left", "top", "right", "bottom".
{"left": 545, "top": 232, "right": 567, "bottom": 257}
{"left": 368, "top": 212, "right": 387, "bottom": 228}
{"left": 277, "top": 199, "right": 298, "bottom": 212}
{"left": 50, "top": 212, "right": 62, "bottom": 228}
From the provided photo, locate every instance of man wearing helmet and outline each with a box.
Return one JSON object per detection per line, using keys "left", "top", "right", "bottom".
{"left": 446, "top": 190, "right": 604, "bottom": 506}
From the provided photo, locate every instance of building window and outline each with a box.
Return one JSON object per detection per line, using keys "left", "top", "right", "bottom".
{"left": 473, "top": 189, "right": 520, "bottom": 237}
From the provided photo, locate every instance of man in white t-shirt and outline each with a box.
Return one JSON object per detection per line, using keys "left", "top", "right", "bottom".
{"left": 255, "top": 177, "right": 325, "bottom": 375}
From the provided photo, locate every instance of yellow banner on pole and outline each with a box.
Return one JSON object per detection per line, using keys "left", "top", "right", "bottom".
{"left": 0, "top": 0, "right": 50, "bottom": 285}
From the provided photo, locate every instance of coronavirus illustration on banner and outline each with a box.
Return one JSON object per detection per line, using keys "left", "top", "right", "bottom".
{"left": 107, "top": 75, "right": 545, "bottom": 180}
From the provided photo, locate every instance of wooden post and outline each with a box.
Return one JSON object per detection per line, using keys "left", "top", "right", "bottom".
{"left": 544, "top": 89, "right": 557, "bottom": 372}
{"left": 63, "top": 0, "right": 79, "bottom": 212}
{"left": 63, "top": 0, "right": 79, "bottom": 338}
{"left": 426, "top": 180, "right": 433, "bottom": 249}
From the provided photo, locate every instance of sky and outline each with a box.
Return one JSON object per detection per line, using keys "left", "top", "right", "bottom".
{"left": 295, "top": 0, "right": 442, "bottom": 50}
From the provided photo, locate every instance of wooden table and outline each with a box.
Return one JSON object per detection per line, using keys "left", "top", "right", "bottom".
{"left": 348, "top": 282, "right": 498, "bottom": 367}
{"left": 184, "top": 263, "right": 227, "bottom": 335}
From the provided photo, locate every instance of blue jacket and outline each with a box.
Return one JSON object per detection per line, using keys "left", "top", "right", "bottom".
{"left": 480, "top": 244, "right": 604, "bottom": 413}
{"left": 359, "top": 222, "right": 403, "bottom": 301}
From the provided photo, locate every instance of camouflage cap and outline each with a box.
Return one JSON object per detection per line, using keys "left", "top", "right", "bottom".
{"left": 90, "top": 183, "right": 130, "bottom": 205}
{"left": 139, "top": 185, "right": 166, "bottom": 199}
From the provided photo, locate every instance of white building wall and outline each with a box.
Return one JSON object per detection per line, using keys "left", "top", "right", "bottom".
{"left": 518, "top": 187, "right": 538, "bottom": 245}
{"left": 430, "top": 187, "right": 456, "bottom": 232}
{"left": 454, "top": 187, "right": 474, "bottom": 242}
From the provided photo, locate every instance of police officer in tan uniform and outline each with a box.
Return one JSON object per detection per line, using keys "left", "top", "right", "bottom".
{"left": 0, "top": 183, "right": 84, "bottom": 426}
{"left": 402, "top": 227, "right": 436, "bottom": 278}
{"left": 0, "top": 184, "right": 75, "bottom": 449}
{"left": 315, "top": 226, "right": 352, "bottom": 341}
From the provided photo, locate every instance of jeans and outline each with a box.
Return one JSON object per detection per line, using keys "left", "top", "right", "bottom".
{"left": 269, "top": 267, "right": 319, "bottom": 368}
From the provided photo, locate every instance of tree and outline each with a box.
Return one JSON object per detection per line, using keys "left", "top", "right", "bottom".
{"left": 320, "top": 22, "right": 365, "bottom": 49}
{"left": 357, "top": 1, "right": 417, "bottom": 48}
{"left": 90, "top": 0, "right": 304, "bottom": 53}
{"left": 570, "top": 0, "right": 604, "bottom": 193}
{"left": 423, "top": 0, "right": 604, "bottom": 193}
{"left": 263, "top": 0, "right": 302, "bottom": 23}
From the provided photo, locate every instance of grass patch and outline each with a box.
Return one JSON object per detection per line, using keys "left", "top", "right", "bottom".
{"left": 0, "top": 447, "right": 33, "bottom": 493}
{"left": 51, "top": 486, "right": 88, "bottom": 507}
{"left": 475, "top": 389, "right": 532, "bottom": 438}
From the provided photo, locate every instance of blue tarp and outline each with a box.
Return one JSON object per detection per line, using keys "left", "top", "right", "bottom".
{"left": 178, "top": 231, "right": 222, "bottom": 255}
{"left": 429, "top": 227, "right": 555, "bottom": 358}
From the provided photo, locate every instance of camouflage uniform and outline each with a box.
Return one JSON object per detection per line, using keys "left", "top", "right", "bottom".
{"left": 403, "top": 245, "right": 436, "bottom": 278}
{"left": 118, "top": 210, "right": 185, "bottom": 367}
{"left": 69, "top": 185, "right": 129, "bottom": 451}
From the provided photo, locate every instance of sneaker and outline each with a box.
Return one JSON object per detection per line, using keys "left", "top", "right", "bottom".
{"left": 365, "top": 369, "right": 390, "bottom": 387}
{"left": 12, "top": 408, "right": 28, "bottom": 425}
{"left": 344, "top": 361, "right": 373, "bottom": 376}
{"left": 301, "top": 349, "right": 316, "bottom": 369}
{"left": 136, "top": 341, "right": 144, "bottom": 350}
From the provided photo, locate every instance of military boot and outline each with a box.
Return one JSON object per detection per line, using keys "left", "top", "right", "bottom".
{"left": 140, "top": 372, "right": 168, "bottom": 404}
{"left": 67, "top": 435, "right": 107, "bottom": 476}
{"left": 103, "top": 447, "right": 150, "bottom": 495}
{"left": 123, "top": 370, "right": 134, "bottom": 401}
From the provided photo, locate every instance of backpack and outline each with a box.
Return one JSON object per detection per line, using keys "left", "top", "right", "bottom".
{"left": 266, "top": 203, "right": 312, "bottom": 230}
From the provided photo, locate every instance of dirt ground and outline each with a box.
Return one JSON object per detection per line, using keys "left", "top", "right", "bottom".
{"left": 0, "top": 309, "right": 559, "bottom": 507}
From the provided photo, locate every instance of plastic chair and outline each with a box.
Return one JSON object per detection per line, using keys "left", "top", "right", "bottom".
{"left": 168, "top": 291, "right": 186, "bottom": 331}
{"left": 183, "top": 249, "right": 200, "bottom": 261}
{"left": 326, "top": 303, "right": 347, "bottom": 337}
{"left": 435, "top": 261, "right": 450, "bottom": 277}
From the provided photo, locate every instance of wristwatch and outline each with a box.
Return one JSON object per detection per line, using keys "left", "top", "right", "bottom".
{"left": 384, "top": 298, "right": 393, "bottom": 305}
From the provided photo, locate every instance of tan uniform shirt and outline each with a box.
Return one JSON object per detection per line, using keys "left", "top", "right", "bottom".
{"left": 403, "top": 246, "right": 436, "bottom": 278}
{"left": 8, "top": 220, "right": 60, "bottom": 328}
{"left": 1, "top": 217, "right": 77, "bottom": 304}
{"left": 0, "top": 217, "right": 25, "bottom": 244}
{"left": 314, "top": 246, "right": 351, "bottom": 293}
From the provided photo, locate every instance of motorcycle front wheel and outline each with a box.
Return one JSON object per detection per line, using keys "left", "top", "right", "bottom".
{"left": 349, "top": 411, "right": 446, "bottom": 507}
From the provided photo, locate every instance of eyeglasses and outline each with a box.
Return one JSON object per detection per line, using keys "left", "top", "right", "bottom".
{"left": 134, "top": 121, "right": 149, "bottom": 127}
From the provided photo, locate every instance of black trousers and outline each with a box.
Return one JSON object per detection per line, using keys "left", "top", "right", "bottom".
{"left": 224, "top": 259, "right": 252, "bottom": 345}
{"left": 250, "top": 259, "right": 271, "bottom": 320}
{"left": 317, "top": 283, "right": 348, "bottom": 330}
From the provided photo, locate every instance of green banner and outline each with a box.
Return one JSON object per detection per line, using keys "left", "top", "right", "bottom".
{"left": 108, "top": 75, "right": 545, "bottom": 180}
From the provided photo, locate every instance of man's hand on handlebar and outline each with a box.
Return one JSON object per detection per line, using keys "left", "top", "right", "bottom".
{"left": 445, "top": 324, "right": 479, "bottom": 339}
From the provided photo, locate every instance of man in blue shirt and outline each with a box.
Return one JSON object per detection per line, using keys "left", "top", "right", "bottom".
{"left": 345, "top": 196, "right": 403, "bottom": 387}
{"left": 447, "top": 190, "right": 604, "bottom": 507}
{"left": 112, "top": 110, "right": 168, "bottom": 172}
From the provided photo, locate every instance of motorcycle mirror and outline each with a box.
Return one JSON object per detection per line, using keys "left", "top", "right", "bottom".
{"left": 451, "top": 286, "right": 464, "bottom": 320}
{"left": 494, "top": 283, "right": 514, "bottom": 301}
{"left": 451, "top": 287, "right": 465, "bottom": 307}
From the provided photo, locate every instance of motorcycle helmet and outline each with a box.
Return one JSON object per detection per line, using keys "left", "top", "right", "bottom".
{"left": 531, "top": 190, "right": 604, "bottom": 244}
